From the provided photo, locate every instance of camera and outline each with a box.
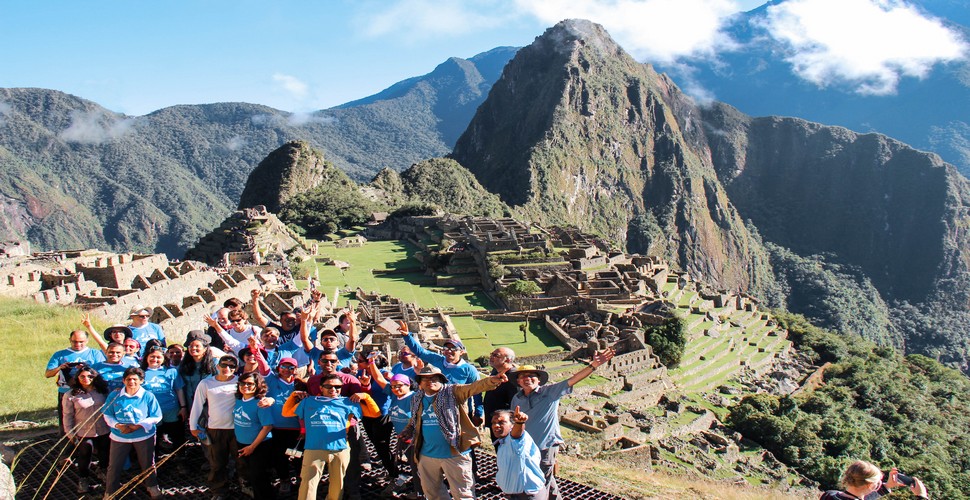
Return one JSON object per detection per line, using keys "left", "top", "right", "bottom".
{"left": 884, "top": 470, "right": 916, "bottom": 487}
{"left": 285, "top": 447, "right": 303, "bottom": 458}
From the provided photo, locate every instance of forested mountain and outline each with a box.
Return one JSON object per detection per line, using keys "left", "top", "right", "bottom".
{"left": 0, "top": 47, "right": 515, "bottom": 255}
{"left": 452, "top": 19, "right": 970, "bottom": 369}
{"left": 658, "top": 0, "right": 970, "bottom": 175}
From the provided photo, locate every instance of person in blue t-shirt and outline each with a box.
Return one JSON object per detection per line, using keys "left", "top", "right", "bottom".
{"left": 234, "top": 372, "right": 276, "bottom": 500}
{"left": 370, "top": 367, "right": 421, "bottom": 497}
{"left": 282, "top": 374, "right": 380, "bottom": 500}
{"left": 102, "top": 367, "right": 163, "bottom": 499}
{"left": 264, "top": 357, "right": 302, "bottom": 495}
{"left": 93, "top": 342, "right": 138, "bottom": 392}
{"left": 299, "top": 307, "right": 357, "bottom": 373}
{"left": 140, "top": 344, "right": 186, "bottom": 457}
{"left": 127, "top": 305, "right": 166, "bottom": 357}
{"left": 357, "top": 351, "right": 397, "bottom": 480}
{"left": 45, "top": 329, "right": 106, "bottom": 433}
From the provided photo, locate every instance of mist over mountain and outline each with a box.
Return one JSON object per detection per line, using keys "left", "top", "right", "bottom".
{"left": 452, "top": 19, "right": 970, "bottom": 368}
{"left": 658, "top": 0, "right": 970, "bottom": 175}
{"left": 0, "top": 47, "right": 515, "bottom": 255}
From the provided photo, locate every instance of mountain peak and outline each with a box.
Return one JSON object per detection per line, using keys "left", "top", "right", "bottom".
{"left": 538, "top": 19, "right": 622, "bottom": 57}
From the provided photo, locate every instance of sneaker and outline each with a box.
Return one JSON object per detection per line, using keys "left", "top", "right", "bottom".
{"left": 147, "top": 485, "right": 163, "bottom": 498}
{"left": 77, "top": 477, "right": 91, "bottom": 494}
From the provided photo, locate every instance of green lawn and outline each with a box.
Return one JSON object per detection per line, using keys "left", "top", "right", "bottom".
{"left": 313, "top": 240, "right": 494, "bottom": 311}
{"left": 449, "top": 316, "right": 564, "bottom": 360}
{"left": 0, "top": 297, "right": 112, "bottom": 425}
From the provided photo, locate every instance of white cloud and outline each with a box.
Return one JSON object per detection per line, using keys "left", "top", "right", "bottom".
{"left": 517, "top": 0, "right": 741, "bottom": 63}
{"left": 226, "top": 135, "right": 247, "bottom": 151}
{"left": 360, "top": 0, "right": 511, "bottom": 40}
{"left": 759, "top": 0, "right": 968, "bottom": 94}
{"left": 272, "top": 73, "right": 309, "bottom": 100}
{"left": 59, "top": 109, "right": 136, "bottom": 144}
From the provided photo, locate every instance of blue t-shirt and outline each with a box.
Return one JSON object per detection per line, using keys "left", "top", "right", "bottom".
{"left": 47, "top": 347, "right": 106, "bottom": 393}
{"left": 103, "top": 388, "right": 162, "bottom": 442}
{"left": 234, "top": 397, "right": 274, "bottom": 444}
{"left": 142, "top": 367, "right": 184, "bottom": 420}
{"left": 390, "top": 363, "right": 416, "bottom": 382}
{"left": 385, "top": 390, "right": 414, "bottom": 434}
{"left": 265, "top": 374, "right": 300, "bottom": 429}
{"left": 93, "top": 359, "right": 138, "bottom": 392}
{"left": 129, "top": 323, "right": 165, "bottom": 356}
{"left": 295, "top": 396, "right": 361, "bottom": 451}
{"left": 420, "top": 395, "right": 460, "bottom": 459}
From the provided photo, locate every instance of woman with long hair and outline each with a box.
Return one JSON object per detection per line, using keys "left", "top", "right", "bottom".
{"left": 820, "top": 460, "right": 929, "bottom": 500}
{"left": 234, "top": 372, "right": 276, "bottom": 499}
{"left": 102, "top": 366, "right": 163, "bottom": 499}
{"left": 140, "top": 344, "right": 187, "bottom": 457}
{"left": 62, "top": 365, "right": 111, "bottom": 494}
{"left": 178, "top": 330, "right": 217, "bottom": 411}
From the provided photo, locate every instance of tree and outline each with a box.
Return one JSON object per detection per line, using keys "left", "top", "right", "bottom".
{"left": 500, "top": 280, "right": 542, "bottom": 298}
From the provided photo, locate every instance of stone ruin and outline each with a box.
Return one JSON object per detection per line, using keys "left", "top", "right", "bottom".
{"left": 185, "top": 205, "right": 317, "bottom": 266}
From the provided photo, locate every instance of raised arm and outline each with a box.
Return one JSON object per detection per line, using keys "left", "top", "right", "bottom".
{"left": 249, "top": 336, "right": 270, "bottom": 376}
{"left": 298, "top": 309, "right": 313, "bottom": 353}
{"left": 250, "top": 289, "right": 268, "bottom": 328}
{"left": 344, "top": 309, "right": 358, "bottom": 353}
{"left": 398, "top": 320, "right": 445, "bottom": 367}
{"left": 567, "top": 348, "right": 615, "bottom": 387}
{"left": 82, "top": 313, "right": 107, "bottom": 351}
{"left": 205, "top": 315, "right": 242, "bottom": 351}
{"left": 366, "top": 355, "right": 389, "bottom": 389}
{"left": 511, "top": 405, "right": 528, "bottom": 439}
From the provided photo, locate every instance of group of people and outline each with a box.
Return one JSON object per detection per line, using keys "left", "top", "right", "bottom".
{"left": 46, "top": 294, "right": 933, "bottom": 500}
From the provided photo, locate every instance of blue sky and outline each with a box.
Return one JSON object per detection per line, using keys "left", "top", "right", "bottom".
{"left": 0, "top": 0, "right": 963, "bottom": 116}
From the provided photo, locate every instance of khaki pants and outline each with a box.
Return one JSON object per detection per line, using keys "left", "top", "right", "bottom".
{"left": 417, "top": 453, "right": 474, "bottom": 500}
{"left": 299, "top": 448, "right": 350, "bottom": 500}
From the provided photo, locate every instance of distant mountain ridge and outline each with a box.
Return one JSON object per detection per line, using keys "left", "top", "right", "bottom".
{"left": 0, "top": 47, "right": 516, "bottom": 255}
{"left": 658, "top": 0, "right": 970, "bottom": 175}
{"left": 452, "top": 19, "right": 970, "bottom": 368}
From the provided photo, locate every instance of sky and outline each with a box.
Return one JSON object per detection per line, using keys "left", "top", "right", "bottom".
{"left": 0, "top": 0, "right": 965, "bottom": 116}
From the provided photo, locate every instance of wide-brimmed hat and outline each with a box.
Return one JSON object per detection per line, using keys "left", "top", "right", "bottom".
{"left": 415, "top": 365, "right": 448, "bottom": 384}
{"left": 102, "top": 324, "right": 133, "bottom": 340}
{"left": 129, "top": 305, "right": 152, "bottom": 317}
{"left": 509, "top": 365, "right": 549, "bottom": 385}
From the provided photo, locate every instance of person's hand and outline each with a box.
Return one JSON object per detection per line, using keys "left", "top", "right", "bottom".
{"left": 257, "top": 397, "right": 274, "bottom": 408}
{"left": 885, "top": 467, "right": 903, "bottom": 489}
{"left": 203, "top": 315, "right": 219, "bottom": 329}
{"left": 251, "top": 289, "right": 261, "bottom": 301}
{"left": 396, "top": 320, "right": 409, "bottom": 336}
{"left": 470, "top": 415, "right": 484, "bottom": 427}
{"left": 190, "top": 429, "right": 201, "bottom": 438}
{"left": 248, "top": 335, "right": 259, "bottom": 350}
{"left": 359, "top": 371, "right": 371, "bottom": 386}
{"left": 81, "top": 313, "right": 92, "bottom": 329}
{"left": 910, "top": 477, "right": 928, "bottom": 498}
{"left": 292, "top": 391, "right": 308, "bottom": 401}
{"left": 178, "top": 407, "right": 188, "bottom": 420}
{"left": 310, "top": 289, "right": 322, "bottom": 302}
{"left": 592, "top": 348, "right": 616, "bottom": 368}
{"left": 512, "top": 405, "right": 529, "bottom": 425}
{"left": 299, "top": 309, "right": 311, "bottom": 323}
{"left": 349, "top": 393, "right": 365, "bottom": 403}
{"left": 489, "top": 368, "right": 509, "bottom": 385}
{"left": 238, "top": 444, "right": 255, "bottom": 457}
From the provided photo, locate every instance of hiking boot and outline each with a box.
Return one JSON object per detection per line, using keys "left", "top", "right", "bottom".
{"left": 77, "top": 477, "right": 91, "bottom": 493}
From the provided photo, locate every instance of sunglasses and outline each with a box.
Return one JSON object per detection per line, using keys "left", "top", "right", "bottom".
{"left": 146, "top": 346, "right": 167, "bottom": 353}
{"left": 77, "top": 374, "right": 95, "bottom": 380}
{"left": 442, "top": 347, "right": 460, "bottom": 352}
{"left": 321, "top": 384, "right": 343, "bottom": 390}
{"left": 219, "top": 363, "right": 237, "bottom": 369}
{"left": 279, "top": 364, "right": 296, "bottom": 370}
{"left": 231, "top": 319, "right": 246, "bottom": 324}
{"left": 390, "top": 383, "right": 409, "bottom": 389}
{"left": 320, "top": 359, "right": 339, "bottom": 364}
{"left": 136, "top": 314, "right": 151, "bottom": 318}
{"left": 320, "top": 337, "right": 338, "bottom": 342}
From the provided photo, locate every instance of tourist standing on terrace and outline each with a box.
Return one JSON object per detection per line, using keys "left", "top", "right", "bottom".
{"left": 390, "top": 346, "right": 423, "bottom": 381}
{"left": 509, "top": 348, "right": 616, "bottom": 500}
{"left": 62, "top": 365, "right": 111, "bottom": 494}
{"left": 399, "top": 324, "right": 484, "bottom": 423}
{"left": 102, "top": 366, "right": 163, "bottom": 499}
{"left": 177, "top": 330, "right": 218, "bottom": 410}
{"left": 140, "top": 344, "right": 186, "bottom": 458}
{"left": 46, "top": 329, "right": 106, "bottom": 432}
{"left": 484, "top": 347, "right": 519, "bottom": 440}
{"left": 300, "top": 308, "right": 357, "bottom": 373}
{"left": 206, "top": 308, "right": 261, "bottom": 353}
{"left": 189, "top": 354, "right": 244, "bottom": 500}
{"left": 127, "top": 305, "right": 166, "bottom": 357}
{"left": 399, "top": 365, "right": 507, "bottom": 500}
{"left": 234, "top": 372, "right": 277, "bottom": 500}
{"left": 251, "top": 289, "right": 316, "bottom": 345}
{"left": 265, "top": 356, "right": 303, "bottom": 495}
{"left": 93, "top": 342, "right": 138, "bottom": 392}
{"left": 282, "top": 373, "right": 380, "bottom": 500}
{"left": 820, "top": 461, "right": 929, "bottom": 500}
{"left": 491, "top": 407, "right": 547, "bottom": 500}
